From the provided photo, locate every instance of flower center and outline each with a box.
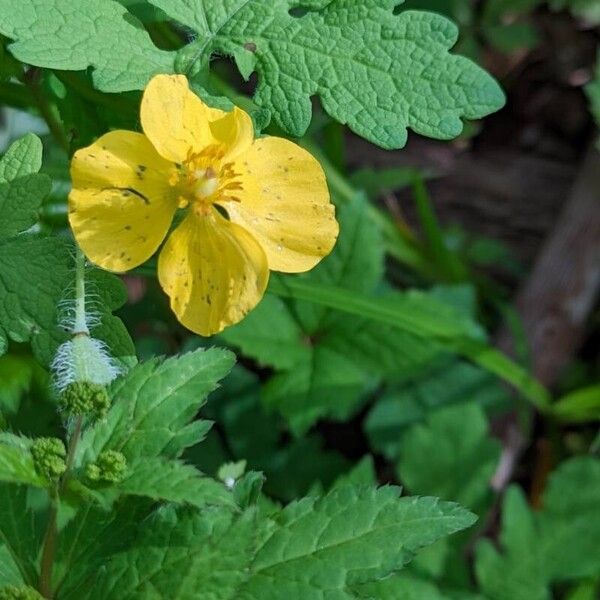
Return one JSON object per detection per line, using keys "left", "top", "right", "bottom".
{"left": 192, "top": 167, "right": 219, "bottom": 200}
{"left": 171, "top": 145, "right": 243, "bottom": 216}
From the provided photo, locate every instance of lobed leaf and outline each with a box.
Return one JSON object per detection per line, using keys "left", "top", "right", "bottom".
{"left": 397, "top": 403, "right": 501, "bottom": 510}
{"left": 160, "top": 0, "right": 506, "bottom": 146}
{"left": 0, "top": 0, "right": 175, "bottom": 92}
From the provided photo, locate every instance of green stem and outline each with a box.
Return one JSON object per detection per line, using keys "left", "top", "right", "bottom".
{"left": 38, "top": 497, "right": 58, "bottom": 599}
{"left": 22, "top": 67, "right": 69, "bottom": 153}
{"left": 38, "top": 415, "right": 84, "bottom": 599}
{"left": 39, "top": 248, "right": 88, "bottom": 598}
{"left": 73, "top": 246, "right": 89, "bottom": 336}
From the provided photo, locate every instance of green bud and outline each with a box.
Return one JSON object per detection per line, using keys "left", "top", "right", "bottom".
{"left": 0, "top": 585, "right": 43, "bottom": 599}
{"left": 59, "top": 380, "right": 110, "bottom": 419}
{"left": 31, "top": 437, "right": 66, "bottom": 481}
{"left": 86, "top": 450, "right": 127, "bottom": 484}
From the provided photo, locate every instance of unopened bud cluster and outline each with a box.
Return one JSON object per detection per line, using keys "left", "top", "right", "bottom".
{"left": 59, "top": 380, "right": 110, "bottom": 419}
{"left": 30, "top": 437, "right": 67, "bottom": 481}
{"left": 86, "top": 450, "right": 127, "bottom": 484}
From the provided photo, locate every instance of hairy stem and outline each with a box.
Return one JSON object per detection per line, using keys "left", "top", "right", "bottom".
{"left": 39, "top": 248, "right": 88, "bottom": 597}
{"left": 73, "top": 246, "right": 89, "bottom": 336}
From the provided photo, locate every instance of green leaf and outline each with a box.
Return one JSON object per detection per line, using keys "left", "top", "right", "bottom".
{"left": 0, "top": 484, "right": 47, "bottom": 587}
{"left": 220, "top": 294, "right": 310, "bottom": 370}
{"left": 193, "top": 366, "right": 351, "bottom": 501}
{"left": 233, "top": 471, "right": 266, "bottom": 509}
{"left": 475, "top": 457, "right": 600, "bottom": 600}
{"left": 75, "top": 348, "right": 235, "bottom": 465}
{"left": 61, "top": 486, "right": 475, "bottom": 599}
{"left": 0, "top": 135, "right": 72, "bottom": 365}
{"left": 475, "top": 487, "right": 550, "bottom": 600}
{"left": 538, "top": 456, "right": 600, "bottom": 581}
{"left": 397, "top": 403, "right": 501, "bottom": 510}
{"left": 85, "top": 269, "right": 136, "bottom": 370}
{"left": 366, "top": 358, "right": 509, "bottom": 459}
{"left": 0, "top": 134, "right": 50, "bottom": 239}
{"left": 551, "top": 384, "right": 600, "bottom": 423}
{"left": 224, "top": 198, "right": 443, "bottom": 432}
{"left": 161, "top": 0, "right": 505, "bottom": 147}
{"left": 0, "top": 435, "right": 47, "bottom": 488}
{"left": 54, "top": 500, "right": 150, "bottom": 598}
{"left": 262, "top": 343, "right": 371, "bottom": 434}
{"left": 0, "top": 543, "right": 24, "bottom": 587}
{"left": 0, "top": 0, "right": 175, "bottom": 92}
{"left": 240, "top": 486, "right": 476, "bottom": 598}
{"left": 74, "top": 506, "right": 266, "bottom": 600}
{"left": 353, "top": 573, "right": 451, "bottom": 599}
{"left": 269, "top": 276, "right": 551, "bottom": 410}
{"left": 117, "top": 457, "right": 234, "bottom": 508}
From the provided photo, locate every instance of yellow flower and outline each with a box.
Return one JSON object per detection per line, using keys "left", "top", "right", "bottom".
{"left": 69, "top": 74, "right": 338, "bottom": 335}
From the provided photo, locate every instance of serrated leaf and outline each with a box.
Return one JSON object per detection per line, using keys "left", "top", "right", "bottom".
{"left": 118, "top": 457, "right": 234, "bottom": 508}
{"left": 54, "top": 500, "right": 150, "bottom": 598}
{"left": 159, "top": 0, "right": 505, "bottom": 147}
{"left": 75, "top": 348, "right": 235, "bottom": 466}
{"left": 239, "top": 486, "right": 476, "bottom": 598}
{"left": 74, "top": 506, "right": 266, "bottom": 600}
{"left": 262, "top": 343, "right": 371, "bottom": 434}
{"left": 0, "top": 0, "right": 175, "bottom": 92}
{"left": 353, "top": 573, "right": 451, "bottom": 600}
{"left": 475, "top": 487, "right": 550, "bottom": 600}
{"left": 474, "top": 457, "right": 600, "bottom": 600}
{"left": 397, "top": 403, "right": 501, "bottom": 509}
{"left": 538, "top": 456, "right": 600, "bottom": 581}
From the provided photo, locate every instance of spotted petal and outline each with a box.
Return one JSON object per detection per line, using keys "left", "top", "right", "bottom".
{"left": 141, "top": 74, "right": 253, "bottom": 163}
{"left": 158, "top": 209, "right": 269, "bottom": 336}
{"left": 221, "top": 137, "right": 338, "bottom": 273}
{"left": 69, "top": 130, "right": 178, "bottom": 272}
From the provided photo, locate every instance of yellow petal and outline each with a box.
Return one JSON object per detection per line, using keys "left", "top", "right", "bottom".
{"left": 141, "top": 74, "right": 225, "bottom": 162}
{"left": 69, "top": 130, "right": 178, "bottom": 272}
{"left": 210, "top": 106, "right": 254, "bottom": 161}
{"left": 221, "top": 137, "right": 339, "bottom": 273}
{"left": 158, "top": 210, "right": 269, "bottom": 336}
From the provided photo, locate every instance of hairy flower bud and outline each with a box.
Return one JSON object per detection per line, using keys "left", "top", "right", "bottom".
{"left": 59, "top": 380, "right": 111, "bottom": 419}
{"left": 30, "top": 437, "right": 67, "bottom": 481}
{"left": 0, "top": 586, "right": 43, "bottom": 600}
{"left": 86, "top": 450, "right": 127, "bottom": 484}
